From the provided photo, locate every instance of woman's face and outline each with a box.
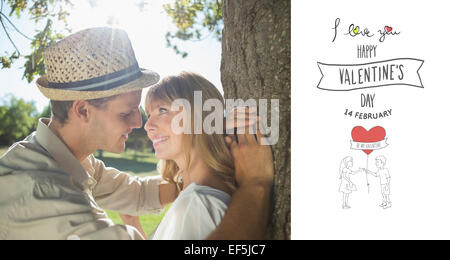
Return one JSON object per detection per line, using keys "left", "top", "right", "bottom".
{"left": 144, "top": 98, "right": 185, "bottom": 162}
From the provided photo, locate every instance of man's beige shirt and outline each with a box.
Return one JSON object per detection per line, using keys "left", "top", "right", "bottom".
{"left": 0, "top": 118, "right": 162, "bottom": 240}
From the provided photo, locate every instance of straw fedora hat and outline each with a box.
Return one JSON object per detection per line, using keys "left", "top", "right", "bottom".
{"left": 36, "top": 27, "right": 160, "bottom": 100}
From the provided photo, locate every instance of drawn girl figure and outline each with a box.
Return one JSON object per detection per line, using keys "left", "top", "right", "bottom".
{"left": 339, "top": 156, "right": 360, "bottom": 209}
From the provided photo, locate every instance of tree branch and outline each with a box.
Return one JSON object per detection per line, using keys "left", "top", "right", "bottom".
{"left": 0, "top": 12, "right": 33, "bottom": 40}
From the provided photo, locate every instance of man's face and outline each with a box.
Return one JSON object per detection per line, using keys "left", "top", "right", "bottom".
{"left": 88, "top": 90, "right": 143, "bottom": 153}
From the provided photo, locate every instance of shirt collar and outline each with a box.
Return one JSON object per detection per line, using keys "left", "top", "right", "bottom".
{"left": 35, "top": 118, "right": 92, "bottom": 190}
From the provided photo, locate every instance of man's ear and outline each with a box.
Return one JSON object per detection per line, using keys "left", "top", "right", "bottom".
{"left": 71, "top": 100, "right": 91, "bottom": 123}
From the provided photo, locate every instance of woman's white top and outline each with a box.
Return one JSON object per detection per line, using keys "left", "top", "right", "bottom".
{"left": 149, "top": 182, "right": 231, "bottom": 240}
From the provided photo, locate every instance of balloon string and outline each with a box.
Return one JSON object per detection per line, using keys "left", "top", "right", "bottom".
{"left": 366, "top": 154, "right": 370, "bottom": 193}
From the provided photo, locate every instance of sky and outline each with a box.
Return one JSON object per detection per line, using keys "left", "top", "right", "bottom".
{"left": 0, "top": 0, "right": 222, "bottom": 112}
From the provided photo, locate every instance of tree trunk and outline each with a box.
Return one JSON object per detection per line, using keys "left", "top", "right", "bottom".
{"left": 221, "top": 0, "right": 291, "bottom": 239}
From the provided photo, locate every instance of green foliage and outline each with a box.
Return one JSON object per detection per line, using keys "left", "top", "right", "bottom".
{"left": 1, "top": 0, "right": 223, "bottom": 80}
{"left": 0, "top": 0, "right": 72, "bottom": 82}
{"left": 0, "top": 95, "right": 39, "bottom": 146}
{"left": 163, "top": 0, "right": 223, "bottom": 58}
{"left": 23, "top": 18, "right": 65, "bottom": 82}
{"left": 0, "top": 51, "right": 19, "bottom": 69}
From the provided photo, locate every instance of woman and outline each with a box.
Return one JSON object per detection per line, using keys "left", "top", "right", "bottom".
{"left": 144, "top": 72, "right": 257, "bottom": 239}
{"left": 339, "top": 156, "right": 359, "bottom": 209}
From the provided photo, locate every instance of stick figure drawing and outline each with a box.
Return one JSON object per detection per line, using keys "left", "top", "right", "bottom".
{"left": 339, "top": 156, "right": 363, "bottom": 209}
{"left": 364, "top": 155, "right": 392, "bottom": 209}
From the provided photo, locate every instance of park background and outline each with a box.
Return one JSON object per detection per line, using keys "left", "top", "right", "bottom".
{"left": 0, "top": 0, "right": 291, "bottom": 239}
{"left": 1, "top": 0, "right": 291, "bottom": 239}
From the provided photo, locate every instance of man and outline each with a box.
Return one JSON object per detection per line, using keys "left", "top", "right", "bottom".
{"left": 365, "top": 155, "right": 391, "bottom": 209}
{"left": 0, "top": 27, "right": 274, "bottom": 239}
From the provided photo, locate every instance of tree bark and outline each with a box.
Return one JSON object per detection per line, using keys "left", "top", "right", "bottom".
{"left": 221, "top": 0, "right": 291, "bottom": 239}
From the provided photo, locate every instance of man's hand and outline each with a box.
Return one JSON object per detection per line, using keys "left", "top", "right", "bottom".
{"left": 207, "top": 112, "right": 274, "bottom": 240}
{"left": 225, "top": 117, "right": 274, "bottom": 187}
{"left": 207, "top": 111, "right": 274, "bottom": 240}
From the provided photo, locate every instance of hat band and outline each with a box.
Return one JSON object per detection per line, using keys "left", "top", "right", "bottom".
{"left": 46, "top": 63, "right": 142, "bottom": 91}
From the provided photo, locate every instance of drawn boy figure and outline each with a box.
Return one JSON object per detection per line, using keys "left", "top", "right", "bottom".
{"left": 364, "top": 155, "right": 391, "bottom": 209}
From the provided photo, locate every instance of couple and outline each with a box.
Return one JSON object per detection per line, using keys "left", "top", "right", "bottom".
{"left": 0, "top": 27, "right": 274, "bottom": 240}
{"left": 339, "top": 156, "right": 391, "bottom": 209}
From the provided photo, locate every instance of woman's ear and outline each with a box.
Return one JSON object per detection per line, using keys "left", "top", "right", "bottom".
{"left": 71, "top": 100, "right": 90, "bottom": 123}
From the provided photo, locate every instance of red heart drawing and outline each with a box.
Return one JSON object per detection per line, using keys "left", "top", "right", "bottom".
{"left": 385, "top": 26, "right": 393, "bottom": 32}
{"left": 351, "top": 126, "right": 386, "bottom": 155}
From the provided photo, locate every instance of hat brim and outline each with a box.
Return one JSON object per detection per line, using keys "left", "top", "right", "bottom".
{"left": 37, "top": 68, "right": 160, "bottom": 101}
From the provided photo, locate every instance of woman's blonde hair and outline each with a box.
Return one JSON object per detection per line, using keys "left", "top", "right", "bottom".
{"left": 146, "top": 71, "right": 236, "bottom": 192}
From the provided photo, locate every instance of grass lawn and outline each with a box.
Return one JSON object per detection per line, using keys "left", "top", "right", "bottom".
{"left": 105, "top": 205, "right": 171, "bottom": 238}
{"left": 94, "top": 149, "right": 159, "bottom": 176}
{"left": 1, "top": 146, "right": 168, "bottom": 237}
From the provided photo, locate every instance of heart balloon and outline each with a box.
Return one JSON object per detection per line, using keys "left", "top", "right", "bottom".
{"left": 351, "top": 126, "right": 386, "bottom": 155}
